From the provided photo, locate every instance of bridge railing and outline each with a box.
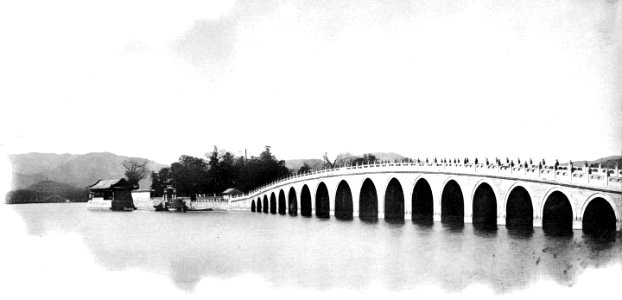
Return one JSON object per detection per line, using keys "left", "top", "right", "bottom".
{"left": 229, "top": 160, "right": 621, "bottom": 202}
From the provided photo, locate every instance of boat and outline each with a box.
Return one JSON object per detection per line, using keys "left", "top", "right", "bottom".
{"left": 187, "top": 207, "right": 214, "bottom": 212}
{"left": 163, "top": 198, "right": 188, "bottom": 212}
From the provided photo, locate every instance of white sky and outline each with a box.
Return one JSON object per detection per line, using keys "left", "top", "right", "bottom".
{"left": 1, "top": 0, "right": 620, "bottom": 165}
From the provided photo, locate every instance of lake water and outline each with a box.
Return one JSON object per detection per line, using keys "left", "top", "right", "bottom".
{"left": 9, "top": 203, "right": 622, "bottom": 293}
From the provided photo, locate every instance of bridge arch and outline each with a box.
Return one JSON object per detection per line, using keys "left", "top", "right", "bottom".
{"left": 502, "top": 183, "right": 535, "bottom": 217}
{"left": 251, "top": 199, "right": 256, "bottom": 212}
{"left": 470, "top": 178, "right": 500, "bottom": 209}
{"left": 411, "top": 177, "right": 433, "bottom": 222}
{"left": 315, "top": 182, "right": 330, "bottom": 218}
{"left": 278, "top": 190, "right": 286, "bottom": 215}
{"left": 301, "top": 185, "right": 312, "bottom": 217}
{"left": 581, "top": 193, "right": 618, "bottom": 234}
{"left": 288, "top": 187, "right": 297, "bottom": 215}
{"left": 335, "top": 180, "right": 353, "bottom": 220}
{"left": 359, "top": 178, "right": 378, "bottom": 219}
{"left": 263, "top": 195, "right": 269, "bottom": 213}
{"left": 580, "top": 193, "right": 619, "bottom": 222}
{"left": 384, "top": 177, "right": 405, "bottom": 220}
{"left": 472, "top": 181, "right": 498, "bottom": 230}
{"left": 270, "top": 193, "right": 277, "bottom": 214}
{"left": 504, "top": 185, "right": 533, "bottom": 229}
{"left": 541, "top": 189, "right": 574, "bottom": 235}
{"left": 441, "top": 178, "right": 464, "bottom": 224}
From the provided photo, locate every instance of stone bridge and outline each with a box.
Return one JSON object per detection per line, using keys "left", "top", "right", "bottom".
{"left": 230, "top": 161, "right": 622, "bottom": 233}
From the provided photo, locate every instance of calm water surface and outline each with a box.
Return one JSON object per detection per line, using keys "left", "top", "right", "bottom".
{"left": 12, "top": 203, "right": 622, "bottom": 292}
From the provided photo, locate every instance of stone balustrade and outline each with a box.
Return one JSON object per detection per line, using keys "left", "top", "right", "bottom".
{"left": 230, "top": 160, "right": 621, "bottom": 203}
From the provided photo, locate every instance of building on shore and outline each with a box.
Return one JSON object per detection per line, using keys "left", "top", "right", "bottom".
{"left": 222, "top": 188, "right": 242, "bottom": 201}
{"left": 88, "top": 178, "right": 135, "bottom": 211}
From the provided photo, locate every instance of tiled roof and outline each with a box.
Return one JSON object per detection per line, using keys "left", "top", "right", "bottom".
{"left": 89, "top": 178, "right": 128, "bottom": 190}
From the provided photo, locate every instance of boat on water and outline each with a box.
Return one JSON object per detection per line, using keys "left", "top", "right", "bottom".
{"left": 153, "top": 196, "right": 228, "bottom": 212}
{"left": 154, "top": 181, "right": 229, "bottom": 212}
{"left": 188, "top": 208, "right": 214, "bottom": 212}
{"left": 158, "top": 198, "right": 221, "bottom": 212}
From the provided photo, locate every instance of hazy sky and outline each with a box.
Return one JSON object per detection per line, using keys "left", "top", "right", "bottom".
{"left": 1, "top": 0, "right": 620, "bottom": 165}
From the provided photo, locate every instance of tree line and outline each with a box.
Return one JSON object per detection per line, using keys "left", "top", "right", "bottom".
{"left": 150, "top": 146, "right": 290, "bottom": 197}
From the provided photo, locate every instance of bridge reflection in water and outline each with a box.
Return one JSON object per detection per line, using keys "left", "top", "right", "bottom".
{"left": 234, "top": 161, "right": 622, "bottom": 236}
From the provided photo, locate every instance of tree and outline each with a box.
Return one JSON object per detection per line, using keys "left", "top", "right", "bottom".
{"left": 324, "top": 152, "right": 360, "bottom": 167}
{"left": 363, "top": 153, "right": 376, "bottom": 164}
{"left": 323, "top": 152, "right": 337, "bottom": 168}
{"left": 205, "top": 147, "right": 237, "bottom": 194}
{"left": 171, "top": 155, "right": 208, "bottom": 197}
{"left": 298, "top": 163, "right": 312, "bottom": 174}
{"left": 123, "top": 159, "right": 149, "bottom": 189}
{"left": 159, "top": 146, "right": 292, "bottom": 195}
{"left": 150, "top": 168, "right": 171, "bottom": 197}
{"left": 150, "top": 171, "right": 162, "bottom": 196}
{"left": 260, "top": 145, "right": 275, "bottom": 162}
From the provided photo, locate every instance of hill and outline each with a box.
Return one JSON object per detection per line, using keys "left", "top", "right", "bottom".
{"left": 285, "top": 159, "right": 324, "bottom": 171}
{"left": 5, "top": 180, "right": 88, "bottom": 204}
{"left": 559, "top": 155, "right": 621, "bottom": 169}
{"left": 8, "top": 152, "right": 167, "bottom": 190}
{"left": 285, "top": 152, "right": 410, "bottom": 171}
{"left": 590, "top": 155, "right": 622, "bottom": 169}
{"left": 370, "top": 152, "right": 408, "bottom": 162}
{"left": 27, "top": 180, "right": 87, "bottom": 195}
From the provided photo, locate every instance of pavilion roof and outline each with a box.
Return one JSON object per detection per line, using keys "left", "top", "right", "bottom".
{"left": 222, "top": 187, "right": 242, "bottom": 195}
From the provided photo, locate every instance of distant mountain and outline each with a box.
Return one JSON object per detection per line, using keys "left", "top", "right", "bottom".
{"left": 9, "top": 152, "right": 76, "bottom": 174}
{"left": 8, "top": 152, "right": 167, "bottom": 190}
